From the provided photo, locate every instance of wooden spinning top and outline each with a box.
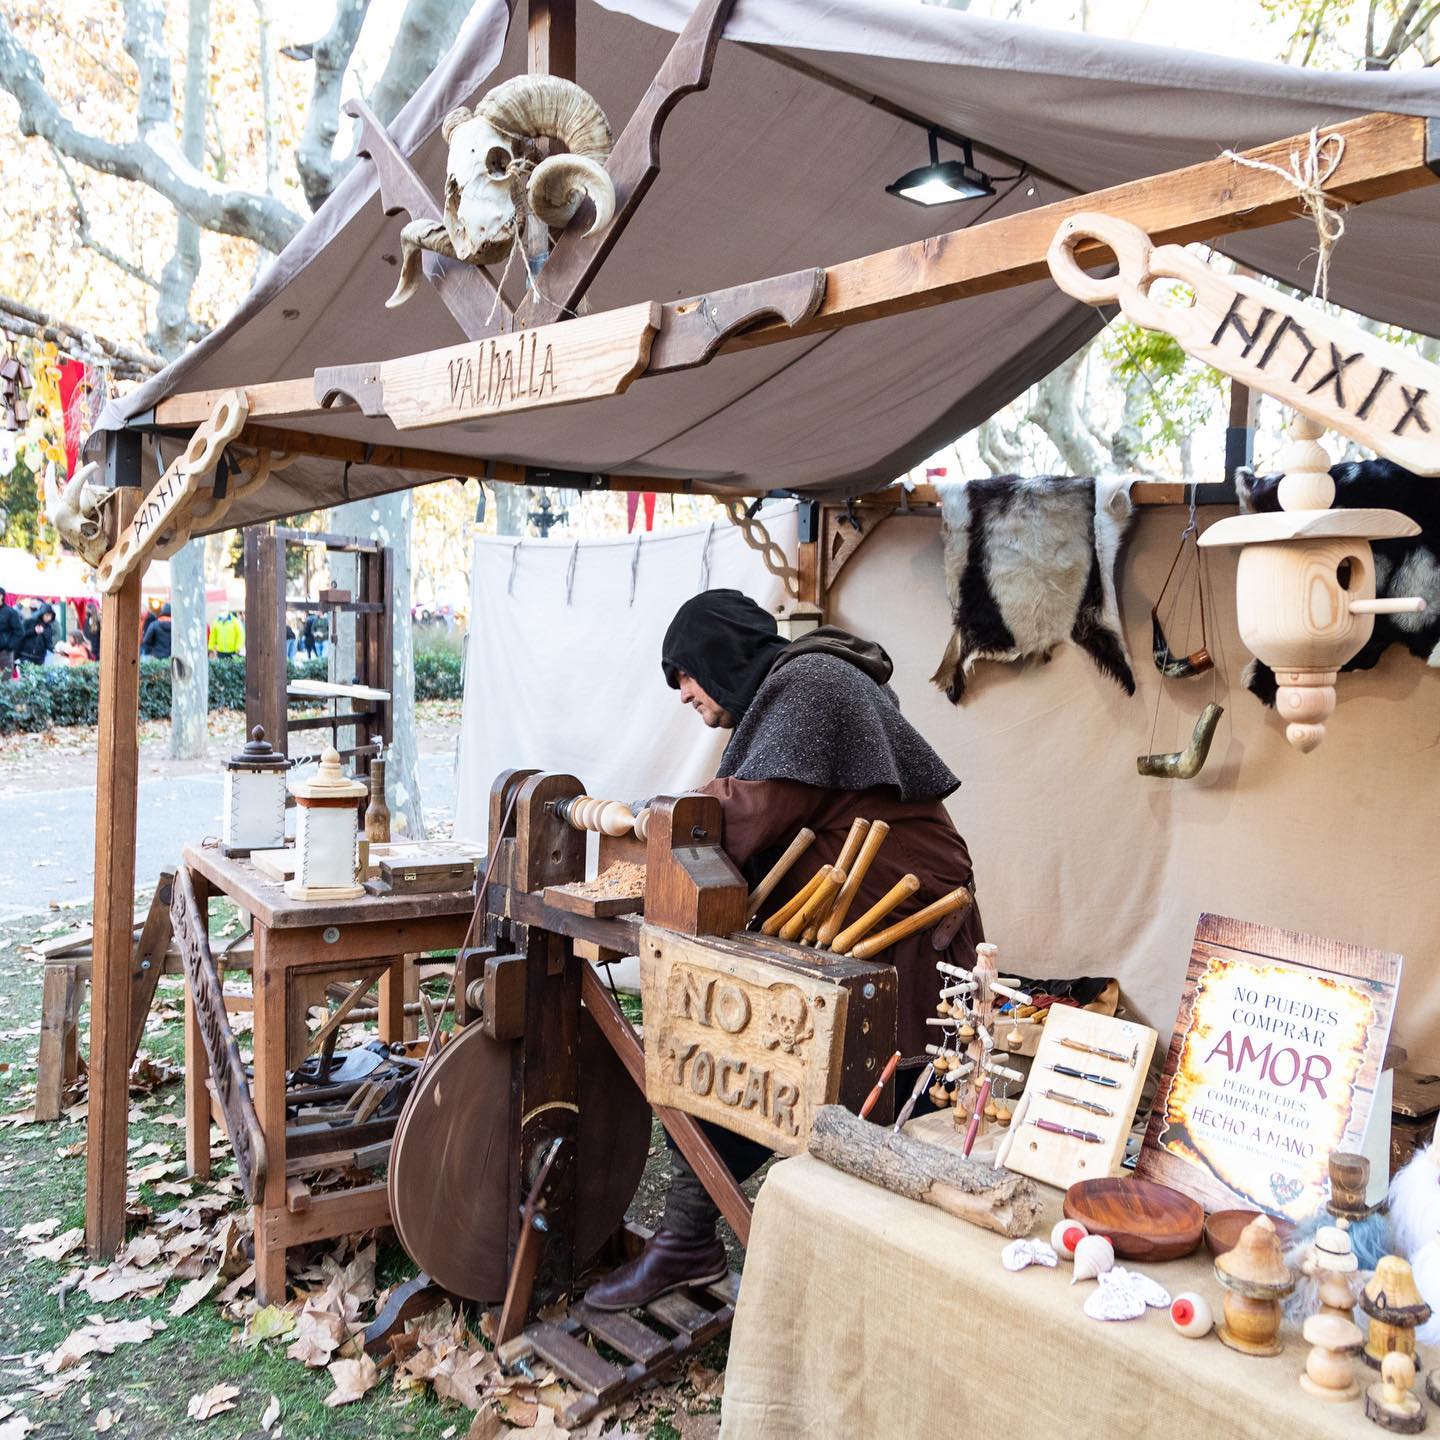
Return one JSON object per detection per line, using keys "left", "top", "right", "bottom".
{"left": 1366, "top": 1352, "right": 1426, "bottom": 1434}
{"left": 1300, "top": 1312, "right": 1363, "bottom": 1402}
{"left": 1361, "top": 1256, "right": 1431, "bottom": 1371}
{"left": 1214, "top": 1214, "right": 1296, "bottom": 1357}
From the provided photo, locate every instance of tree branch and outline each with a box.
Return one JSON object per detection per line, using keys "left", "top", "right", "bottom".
{"left": 0, "top": 13, "right": 304, "bottom": 252}
{"left": 290, "top": 0, "right": 372, "bottom": 211}
{"left": 367, "top": 0, "right": 471, "bottom": 126}
{"left": 51, "top": 146, "right": 162, "bottom": 292}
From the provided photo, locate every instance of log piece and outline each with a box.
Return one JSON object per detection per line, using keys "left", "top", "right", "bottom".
{"left": 807, "top": 1104, "right": 1042, "bottom": 1238}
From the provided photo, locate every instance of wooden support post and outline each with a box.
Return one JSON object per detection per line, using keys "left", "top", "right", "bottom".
{"left": 36, "top": 963, "right": 79, "bottom": 1122}
{"left": 251, "top": 925, "right": 289, "bottom": 1304}
{"left": 1226, "top": 379, "right": 1258, "bottom": 481}
{"left": 184, "top": 870, "right": 213, "bottom": 1179}
{"left": 528, "top": 0, "right": 575, "bottom": 80}
{"left": 244, "top": 525, "right": 287, "bottom": 751}
{"left": 86, "top": 487, "right": 142, "bottom": 1257}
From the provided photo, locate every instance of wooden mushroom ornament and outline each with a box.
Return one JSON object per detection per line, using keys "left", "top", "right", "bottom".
{"left": 1199, "top": 413, "right": 1425, "bottom": 753}
{"left": 1361, "top": 1256, "right": 1432, "bottom": 1371}
{"left": 1300, "top": 1312, "right": 1364, "bottom": 1403}
{"left": 1214, "top": 1214, "right": 1296, "bottom": 1356}
{"left": 1366, "top": 1351, "right": 1426, "bottom": 1434}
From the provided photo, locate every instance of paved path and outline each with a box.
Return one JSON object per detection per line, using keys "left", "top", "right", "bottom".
{"left": 0, "top": 752, "right": 457, "bottom": 924}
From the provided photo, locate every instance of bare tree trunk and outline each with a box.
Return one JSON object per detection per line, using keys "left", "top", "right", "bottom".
{"left": 331, "top": 495, "right": 424, "bottom": 839}
{"left": 1025, "top": 350, "right": 1112, "bottom": 475}
{"left": 167, "top": 0, "right": 212, "bottom": 761}
{"left": 493, "top": 482, "right": 531, "bottom": 538}
{"left": 975, "top": 415, "right": 1025, "bottom": 476}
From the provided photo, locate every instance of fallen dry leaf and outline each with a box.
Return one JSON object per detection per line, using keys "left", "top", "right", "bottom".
{"left": 243, "top": 1304, "right": 296, "bottom": 1348}
{"left": 17, "top": 1218, "right": 61, "bottom": 1241}
{"left": 466, "top": 1410, "right": 505, "bottom": 1440}
{"left": 187, "top": 1384, "right": 241, "bottom": 1421}
{"left": 324, "top": 1354, "right": 380, "bottom": 1408}
{"left": 43, "top": 1316, "right": 165, "bottom": 1374}
{"left": 261, "top": 1395, "right": 281, "bottom": 1432}
{"left": 0, "top": 1414, "right": 34, "bottom": 1439}
{"left": 28, "top": 1226, "right": 85, "bottom": 1263}
{"left": 79, "top": 1262, "right": 174, "bottom": 1303}
{"left": 169, "top": 1270, "right": 218, "bottom": 1317}
{"left": 32, "top": 1361, "right": 92, "bottom": 1399}
{"left": 93, "top": 1407, "right": 119, "bottom": 1432}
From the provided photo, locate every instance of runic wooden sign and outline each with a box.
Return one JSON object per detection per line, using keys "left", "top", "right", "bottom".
{"left": 1048, "top": 212, "right": 1440, "bottom": 475}
{"left": 640, "top": 926, "right": 849, "bottom": 1155}
{"left": 1137, "top": 913, "right": 1399, "bottom": 1221}
{"left": 316, "top": 301, "right": 660, "bottom": 430}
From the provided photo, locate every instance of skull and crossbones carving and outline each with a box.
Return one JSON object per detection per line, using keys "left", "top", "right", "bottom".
{"left": 761, "top": 985, "right": 814, "bottom": 1056}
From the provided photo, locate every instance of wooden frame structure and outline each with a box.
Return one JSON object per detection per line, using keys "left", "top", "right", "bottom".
{"left": 243, "top": 525, "right": 394, "bottom": 764}
{"left": 81, "top": 0, "right": 1440, "bottom": 1256}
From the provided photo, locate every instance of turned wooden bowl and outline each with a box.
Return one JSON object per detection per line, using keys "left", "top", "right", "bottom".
{"left": 1204, "top": 1208, "right": 1297, "bottom": 1259}
{"left": 1063, "top": 1177, "right": 1205, "bottom": 1262}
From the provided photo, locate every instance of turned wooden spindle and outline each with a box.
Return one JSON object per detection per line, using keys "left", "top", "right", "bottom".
{"left": 817, "top": 820, "right": 890, "bottom": 948}
{"left": 850, "top": 885, "right": 973, "bottom": 961}
{"left": 760, "top": 866, "right": 829, "bottom": 937}
{"left": 830, "top": 873, "right": 919, "bottom": 955}
{"left": 747, "top": 827, "right": 816, "bottom": 918}
{"left": 780, "top": 865, "right": 845, "bottom": 942}
{"left": 803, "top": 818, "right": 870, "bottom": 944}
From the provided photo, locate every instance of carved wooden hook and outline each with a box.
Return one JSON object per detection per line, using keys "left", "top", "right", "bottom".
{"left": 1137, "top": 702, "right": 1224, "bottom": 779}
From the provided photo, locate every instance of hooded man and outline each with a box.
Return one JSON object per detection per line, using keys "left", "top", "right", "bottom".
{"left": 585, "top": 589, "right": 983, "bottom": 1309}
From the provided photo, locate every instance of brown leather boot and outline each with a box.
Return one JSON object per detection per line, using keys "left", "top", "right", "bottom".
{"left": 582, "top": 1229, "right": 728, "bottom": 1311}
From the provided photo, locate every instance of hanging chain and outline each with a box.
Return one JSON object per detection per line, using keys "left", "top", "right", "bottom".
{"left": 722, "top": 500, "right": 801, "bottom": 599}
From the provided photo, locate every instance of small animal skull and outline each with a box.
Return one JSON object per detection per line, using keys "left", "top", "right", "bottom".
{"left": 387, "top": 74, "right": 617, "bottom": 309}
{"left": 761, "top": 985, "right": 814, "bottom": 1055}
{"left": 44, "top": 460, "right": 109, "bottom": 567}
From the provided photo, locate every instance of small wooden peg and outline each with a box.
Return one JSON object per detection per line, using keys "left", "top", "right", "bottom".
{"left": 760, "top": 866, "right": 828, "bottom": 937}
{"left": 780, "top": 865, "right": 845, "bottom": 942}
{"left": 831, "top": 874, "right": 920, "bottom": 954}
{"left": 817, "top": 819, "right": 890, "bottom": 947}
{"left": 850, "top": 886, "right": 973, "bottom": 961}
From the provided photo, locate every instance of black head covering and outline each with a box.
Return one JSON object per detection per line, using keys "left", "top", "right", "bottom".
{"left": 661, "top": 590, "right": 789, "bottom": 723}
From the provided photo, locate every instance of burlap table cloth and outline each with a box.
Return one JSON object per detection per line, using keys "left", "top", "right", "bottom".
{"left": 720, "top": 1154, "right": 1423, "bottom": 1439}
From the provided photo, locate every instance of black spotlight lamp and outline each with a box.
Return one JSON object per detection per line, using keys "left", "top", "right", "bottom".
{"left": 886, "top": 130, "right": 994, "bottom": 206}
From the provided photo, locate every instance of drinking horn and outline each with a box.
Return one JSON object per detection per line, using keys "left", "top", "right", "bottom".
{"left": 1137, "top": 703, "right": 1224, "bottom": 779}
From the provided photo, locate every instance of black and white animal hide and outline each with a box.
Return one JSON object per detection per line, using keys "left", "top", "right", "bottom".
{"left": 931, "top": 476, "right": 1136, "bottom": 703}
{"left": 1238, "top": 459, "right": 1440, "bottom": 707}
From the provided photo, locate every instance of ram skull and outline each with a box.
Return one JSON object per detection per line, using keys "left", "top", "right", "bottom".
{"left": 44, "top": 460, "right": 110, "bottom": 567}
{"left": 387, "top": 74, "right": 616, "bottom": 309}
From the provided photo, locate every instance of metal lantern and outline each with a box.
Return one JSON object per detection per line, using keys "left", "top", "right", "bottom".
{"left": 222, "top": 725, "right": 289, "bottom": 857}
{"left": 285, "top": 746, "right": 369, "bottom": 900}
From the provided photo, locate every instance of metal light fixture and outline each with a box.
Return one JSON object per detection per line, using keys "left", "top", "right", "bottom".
{"left": 886, "top": 130, "right": 994, "bottom": 206}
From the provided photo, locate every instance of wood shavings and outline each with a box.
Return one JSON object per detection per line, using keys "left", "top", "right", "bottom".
{"left": 562, "top": 861, "right": 646, "bottom": 900}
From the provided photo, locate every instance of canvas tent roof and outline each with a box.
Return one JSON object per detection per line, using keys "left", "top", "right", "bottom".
{"left": 104, "top": 0, "right": 1440, "bottom": 530}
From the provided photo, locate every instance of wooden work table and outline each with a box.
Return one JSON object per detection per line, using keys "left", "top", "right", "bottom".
{"left": 179, "top": 844, "right": 474, "bottom": 1302}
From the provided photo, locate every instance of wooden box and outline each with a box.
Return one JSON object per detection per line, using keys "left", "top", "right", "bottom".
{"left": 638, "top": 926, "right": 896, "bottom": 1154}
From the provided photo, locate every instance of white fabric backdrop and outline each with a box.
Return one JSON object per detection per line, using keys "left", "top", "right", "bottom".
{"left": 454, "top": 506, "right": 798, "bottom": 842}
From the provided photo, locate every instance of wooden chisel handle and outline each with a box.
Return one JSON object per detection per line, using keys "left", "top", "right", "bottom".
{"left": 748, "top": 827, "right": 816, "bottom": 918}
{"left": 803, "top": 818, "right": 870, "bottom": 943}
{"left": 760, "top": 865, "right": 827, "bottom": 936}
{"left": 830, "top": 873, "right": 919, "bottom": 955}
{"left": 849, "top": 886, "right": 974, "bottom": 961}
{"left": 780, "top": 866, "right": 845, "bottom": 942}
{"left": 817, "top": 819, "right": 889, "bottom": 948}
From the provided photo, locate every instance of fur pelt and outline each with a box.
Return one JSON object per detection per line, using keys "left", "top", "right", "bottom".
{"left": 1239, "top": 459, "right": 1440, "bottom": 706}
{"left": 931, "top": 476, "right": 1135, "bottom": 703}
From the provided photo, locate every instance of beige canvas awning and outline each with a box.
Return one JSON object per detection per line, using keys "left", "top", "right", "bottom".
{"left": 102, "top": 0, "right": 1440, "bottom": 528}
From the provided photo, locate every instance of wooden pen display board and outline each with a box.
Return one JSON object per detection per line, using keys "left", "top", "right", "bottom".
{"left": 1137, "top": 914, "right": 1400, "bottom": 1222}
{"left": 639, "top": 927, "right": 849, "bottom": 1156}
{"left": 1005, "top": 1006, "right": 1157, "bottom": 1190}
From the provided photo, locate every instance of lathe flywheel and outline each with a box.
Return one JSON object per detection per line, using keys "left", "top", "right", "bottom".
{"left": 387, "top": 1003, "right": 653, "bottom": 1303}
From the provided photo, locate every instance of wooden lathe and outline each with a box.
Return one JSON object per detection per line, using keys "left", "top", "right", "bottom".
{"left": 380, "top": 767, "right": 898, "bottom": 1423}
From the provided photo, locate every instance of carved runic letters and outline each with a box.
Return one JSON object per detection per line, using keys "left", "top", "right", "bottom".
{"left": 640, "top": 929, "right": 848, "bottom": 1156}
{"left": 1047, "top": 213, "right": 1440, "bottom": 476}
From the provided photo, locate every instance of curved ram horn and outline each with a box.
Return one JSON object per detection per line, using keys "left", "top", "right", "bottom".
{"left": 475, "top": 73, "right": 616, "bottom": 233}
{"left": 1136, "top": 702, "right": 1224, "bottom": 780}
{"left": 440, "top": 105, "right": 474, "bottom": 144}
{"left": 527, "top": 152, "right": 616, "bottom": 232}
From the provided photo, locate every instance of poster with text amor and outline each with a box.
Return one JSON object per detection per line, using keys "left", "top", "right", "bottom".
{"left": 1137, "top": 914, "right": 1400, "bottom": 1221}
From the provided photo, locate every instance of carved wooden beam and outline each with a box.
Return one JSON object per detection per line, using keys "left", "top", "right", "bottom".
{"left": 345, "top": 96, "right": 512, "bottom": 340}
{"left": 648, "top": 267, "right": 826, "bottom": 374}
{"left": 518, "top": 0, "right": 738, "bottom": 327}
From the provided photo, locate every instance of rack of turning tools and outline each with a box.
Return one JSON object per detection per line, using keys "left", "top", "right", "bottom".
{"left": 371, "top": 769, "right": 901, "bottom": 1426}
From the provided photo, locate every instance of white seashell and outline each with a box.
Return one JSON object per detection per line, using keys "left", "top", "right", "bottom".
{"left": 1070, "top": 1234, "right": 1115, "bottom": 1283}
{"left": 1083, "top": 1279, "right": 1146, "bottom": 1322}
{"left": 1002, "top": 1238, "right": 1058, "bottom": 1272}
{"left": 1170, "top": 1290, "right": 1214, "bottom": 1338}
{"left": 1051, "top": 1218, "right": 1088, "bottom": 1260}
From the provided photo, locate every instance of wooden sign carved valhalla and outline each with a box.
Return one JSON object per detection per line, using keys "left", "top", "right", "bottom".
{"left": 639, "top": 926, "right": 848, "bottom": 1155}
{"left": 315, "top": 301, "right": 661, "bottom": 431}
{"left": 1137, "top": 914, "right": 1399, "bottom": 1220}
{"left": 1048, "top": 212, "right": 1440, "bottom": 475}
